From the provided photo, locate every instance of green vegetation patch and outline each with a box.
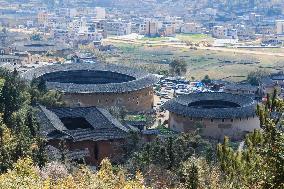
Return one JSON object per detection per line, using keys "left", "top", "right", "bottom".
{"left": 125, "top": 114, "right": 147, "bottom": 122}
{"left": 176, "top": 34, "right": 214, "bottom": 42}
{"left": 139, "top": 36, "right": 170, "bottom": 41}
{"left": 156, "top": 125, "right": 177, "bottom": 135}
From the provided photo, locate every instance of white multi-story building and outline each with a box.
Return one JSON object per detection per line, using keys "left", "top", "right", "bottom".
{"left": 69, "top": 17, "right": 87, "bottom": 32}
{"left": 276, "top": 20, "right": 284, "bottom": 35}
{"left": 249, "top": 13, "right": 263, "bottom": 25}
{"left": 94, "top": 7, "right": 106, "bottom": 19}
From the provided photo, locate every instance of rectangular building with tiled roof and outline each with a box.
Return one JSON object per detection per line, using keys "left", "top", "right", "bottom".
{"left": 36, "top": 105, "right": 133, "bottom": 165}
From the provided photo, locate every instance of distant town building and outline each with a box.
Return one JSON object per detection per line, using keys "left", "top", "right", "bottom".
{"left": 276, "top": 20, "right": 284, "bottom": 35}
{"left": 249, "top": 13, "right": 263, "bottom": 25}
{"left": 145, "top": 21, "right": 159, "bottom": 37}
{"left": 0, "top": 52, "right": 42, "bottom": 65}
{"left": 0, "top": 31, "right": 8, "bottom": 46}
{"left": 37, "top": 12, "right": 49, "bottom": 27}
{"left": 236, "top": 25, "right": 255, "bottom": 40}
{"left": 181, "top": 23, "right": 202, "bottom": 34}
{"left": 160, "top": 25, "right": 175, "bottom": 36}
{"left": 212, "top": 26, "right": 238, "bottom": 39}
{"left": 212, "top": 26, "right": 227, "bottom": 38}
{"left": 105, "top": 20, "right": 131, "bottom": 36}
{"left": 0, "top": 54, "right": 25, "bottom": 65}
{"left": 94, "top": 7, "right": 106, "bottom": 19}
{"left": 0, "top": 46, "right": 11, "bottom": 55}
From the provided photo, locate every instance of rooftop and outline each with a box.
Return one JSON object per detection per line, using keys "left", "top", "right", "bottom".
{"left": 224, "top": 83, "right": 258, "bottom": 91}
{"left": 36, "top": 105, "right": 132, "bottom": 142}
{"left": 22, "top": 63, "right": 159, "bottom": 93}
{"left": 12, "top": 41, "right": 70, "bottom": 52}
{"left": 163, "top": 92, "right": 257, "bottom": 119}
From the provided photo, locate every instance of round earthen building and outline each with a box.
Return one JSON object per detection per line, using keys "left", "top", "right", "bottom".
{"left": 163, "top": 92, "right": 260, "bottom": 140}
{"left": 23, "top": 63, "right": 159, "bottom": 112}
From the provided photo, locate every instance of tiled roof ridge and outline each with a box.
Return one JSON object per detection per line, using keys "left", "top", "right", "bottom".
{"left": 96, "top": 107, "right": 130, "bottom": 132}
{"left": 38, "top": 105, "right": 74, "bottom": 139}
{"left": 163, "top": 92, "right": 257, "bottom": 119}
{"left": 22, "top": 63, "right": 159, "bottom": 93}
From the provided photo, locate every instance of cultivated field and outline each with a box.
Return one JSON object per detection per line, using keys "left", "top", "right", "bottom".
{"left": 103, "top": 35, "right": 284, "bottom": 82}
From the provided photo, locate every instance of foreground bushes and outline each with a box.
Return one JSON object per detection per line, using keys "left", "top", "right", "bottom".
{"left": 0, "top": 157, "right": 147, "bottom": 189}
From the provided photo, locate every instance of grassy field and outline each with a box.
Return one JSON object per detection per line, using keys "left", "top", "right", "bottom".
{"left": 237, "top": 47, "right": 284, "bottom": 53}
{"left": 105, "top": 43, "right": 284, "bottom": 82}
{"left": 139, "top": 37, "right": 170, "bottom": 41}
{"left": 176, "top": 34, "right": 214, "bottom": 43}
{"left": 137, "top": 34, "right": 213, "bottom": 43}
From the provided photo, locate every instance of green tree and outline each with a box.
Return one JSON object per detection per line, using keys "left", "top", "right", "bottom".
{"left": 108, "top": 106, "right": 127, "bottom": 123}
{"left": 179, "top": 157, "right": 200, "bottom": 189}
{"left": 247, "top": 70, "right": 267, "bottom": 86}
{"left": 128, "top": 133, "right": 214, "bottom": 174}
{"left": 30, "top": 34, "right": 42, "bottom": 41}
{"left": 0, "top": 70, "right": 27, "bottom": 126}
{"left": 30, "top": 77, "right": 64, "bottom": 107}
{"left": 179, "top": 156, "right": 230, "bottom": 189}
{"left": 169, "top": 59, "right": 187, "bottom": 76}
{"left": 157, "top": 69, "right": 170, "bottom": 76}
{"left": 0, "top": 68, "right": 56, "bottom": 172}
{"left": 201, "top": 75, "right": 211, "bottom": 85}
{"left": 217, "top": 89, "right": 284, "bottom": 188}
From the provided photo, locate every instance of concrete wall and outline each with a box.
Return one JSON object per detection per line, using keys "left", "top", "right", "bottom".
{"left": 62, "top": 87, "right": 154, "bottom": 112}
{"left": 168, "top": 112, "right": 260, "bottom": 140}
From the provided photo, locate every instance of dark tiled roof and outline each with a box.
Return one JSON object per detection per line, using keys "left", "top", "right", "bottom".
{"left": 36, "top": 106, "right": 131, "bottom": 142}
{"left": 12, "top": 41, "right": 70, "bottom": 52}
{"left": 65, "top": 128, "right": 127, "bottom": 141}
{"left": 36, "top": 106, "right": 69, "bottom": 140}
{"left": 270, "top": 74, "right": 284, "bottom": 81}
{"left": 163, "top": 92, "right": 257, "bottom": 119}
{"left": 260, "top": 77, "right": 275, "bottom": 86}
{"left": 22, "top": 63, "right": 159, "bottom": 93}
{"left": 224, "top": 83, "right": 258, "bottom": 91}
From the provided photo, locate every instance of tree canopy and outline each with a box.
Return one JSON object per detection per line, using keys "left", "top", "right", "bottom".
{"left": 201, "top": 75, "right": 212, "bottom": 85}
{"left": 169, "top": 59, "right": 187, "bottom": 76}
{"left": 217, "top": 89, "right": 284, "bottom": 188}
{"left": 247, "top": 70, "right": 268, "bottom": 86}
{"left": 0, "top": 68, "right": 63, "bottom": 173}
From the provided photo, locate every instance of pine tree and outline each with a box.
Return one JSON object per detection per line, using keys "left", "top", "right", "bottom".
{"left": 217, "top": 89, "right": 284, "bottom": 188}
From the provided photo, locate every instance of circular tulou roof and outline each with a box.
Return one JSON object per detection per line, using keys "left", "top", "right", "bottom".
{"left": 163, "top": 92, "right": 257, "bottom": 119}
{"left": 22, "top": 63, "right": 159, "bottom": 93}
